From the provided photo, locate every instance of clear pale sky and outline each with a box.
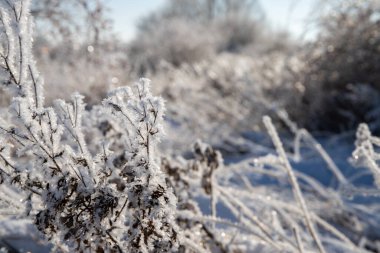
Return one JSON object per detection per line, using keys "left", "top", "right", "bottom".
{"left": 109, "top": 0, "right": 318, "bottom": 41}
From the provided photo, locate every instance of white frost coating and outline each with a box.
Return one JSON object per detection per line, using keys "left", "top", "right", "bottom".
{"left": 352, "top": 123, "right": 380, "bottom": 188}
{"left": 104, "top": 78, "right": 179, "bottom": 252}
{"left": 277, "top": 109, "right": 347, "bottom": 185}
{"left": 0, "top": 1, "right": 377, "bottom": 253}
{"left": 263, "top": 116, "right": 326, "bottom": 253}
{"left": 0, "top": 0, "right": 43, "bottom": 109}
{"left": 293, "top": 226, "right": 305, "bottom": 253}
{"left": 0, "top": 2, "right": 179, "bottom": 251}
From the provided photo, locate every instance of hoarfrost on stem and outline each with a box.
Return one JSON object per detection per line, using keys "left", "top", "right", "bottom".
{"left": 352, "top": 123, "right": 380, "bottom": 188}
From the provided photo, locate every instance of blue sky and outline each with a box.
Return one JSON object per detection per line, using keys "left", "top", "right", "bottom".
{"left": 109, "top": 0, "right": 318, "bottom": 41}
{"left": 110, "top": 0, "right": 166, "bottom": 41}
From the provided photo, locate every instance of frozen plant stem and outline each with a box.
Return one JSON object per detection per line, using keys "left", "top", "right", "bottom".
{"left": 263, "top": 116, "right": 326, "bottom": 253}
{"left": 293, "top": 226, "right": 305, "bottom": 253}
{"left": 277, "top": 110, "right": 347, "bottom": 185}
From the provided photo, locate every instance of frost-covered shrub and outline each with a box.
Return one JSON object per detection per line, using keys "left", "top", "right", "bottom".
{"left": 0, "top": 1, "right": 179, "bottom": 252}
{"left": 214, "top": 14, "right": 260, "bottom": 53}
{"left": 127, "top": 0, "right": 265, "bottom": 74}
{"left": 289, "top": 0, "right": 380, "bottom": 132}
{"left": 146, "top": 54, "right": 274, "bottom": 152}
{"left": 128, "top": 18, "right": 217, "bottom": 75}
{"left": 147, "top": 51, "right": 310, "bottom": 153}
